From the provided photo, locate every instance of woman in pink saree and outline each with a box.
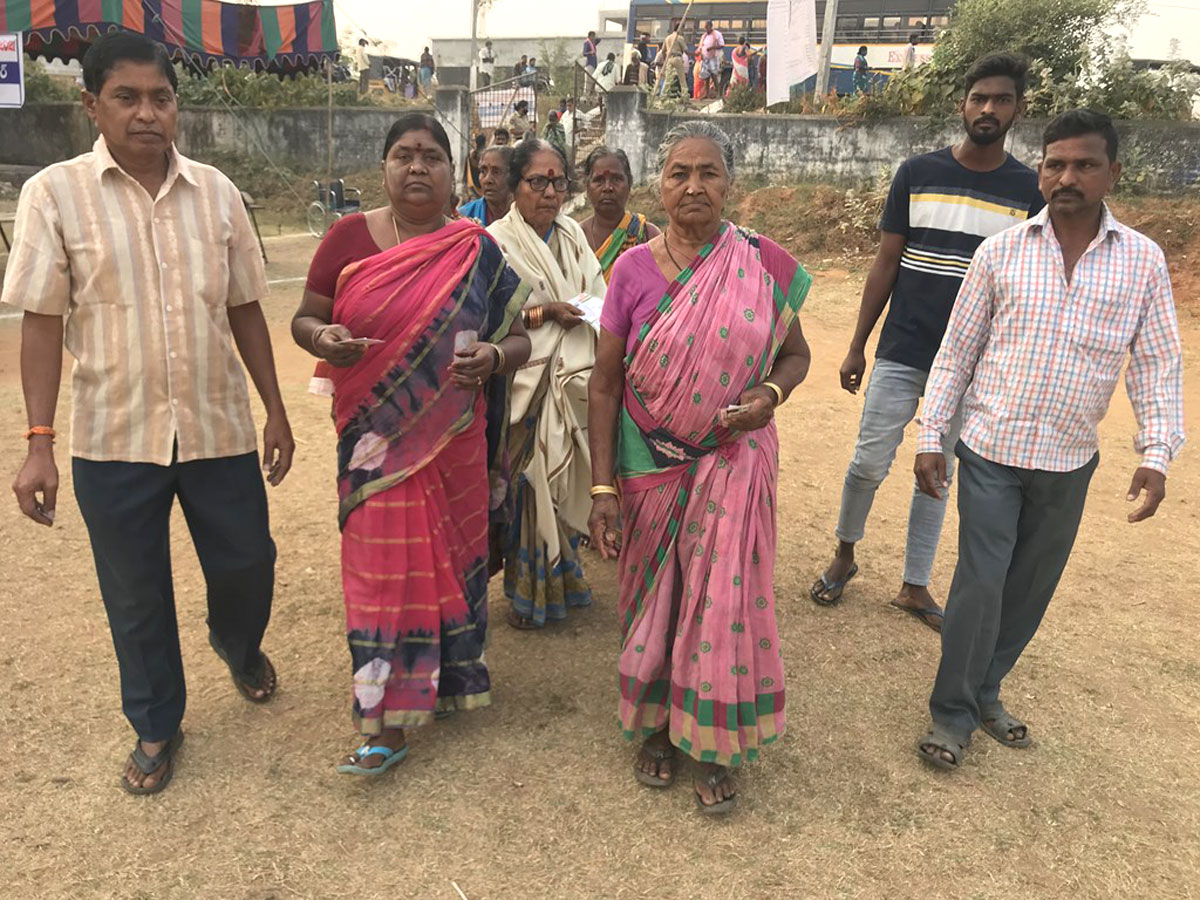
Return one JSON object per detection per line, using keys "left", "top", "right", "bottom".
{"left": 293, "top": 115, "right": 531, "bottom": 775}
{"left": 588, "top": 122, "right": 812, "bottom": 814}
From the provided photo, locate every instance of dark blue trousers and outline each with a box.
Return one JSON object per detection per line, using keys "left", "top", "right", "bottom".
{"left": 73, "top": 451, "right": 276, "bottom": 742}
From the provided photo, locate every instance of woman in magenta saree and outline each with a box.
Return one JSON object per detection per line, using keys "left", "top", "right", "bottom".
{"left": 589, "top": 122, "right": 812, "bottom": 813}
{"left": 294, "top": 115, "right": 531, "bottom": 775}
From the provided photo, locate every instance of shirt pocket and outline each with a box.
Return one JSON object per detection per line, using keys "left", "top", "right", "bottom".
{"left": 183, "top": 236, "right": 231, "bottom": 310}
{"left": 1068, "top": 306, "right": 1137, "bottom": 385}
{"left": 63, "top": 237, "right": 134, "bottom": 307}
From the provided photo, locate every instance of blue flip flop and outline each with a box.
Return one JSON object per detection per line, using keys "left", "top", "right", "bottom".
{"left": 336, "top": 743, "right": 409, "bottom": 776}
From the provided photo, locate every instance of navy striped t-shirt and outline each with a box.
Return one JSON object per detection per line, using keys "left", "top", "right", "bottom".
{"left": 876, "top": 146, "right": 1044, "bottom": 372}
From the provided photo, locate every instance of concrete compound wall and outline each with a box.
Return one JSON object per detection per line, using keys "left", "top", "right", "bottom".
{"left": 5, "top": 89, "right": 1200, "bottom": 195}
{"left": 605, "top": 87, "right": 1200, "bottom": 192}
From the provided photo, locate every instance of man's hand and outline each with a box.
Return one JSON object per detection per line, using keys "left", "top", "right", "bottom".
{"left": 13, "top": 440, "right": 58, "bottom": 526}
{"left": 1126, "top": 467, "right": 1166, "bottom": 523}
{"left": 262, "top": 414, "right": 295, "bottom": 487}
{"left": 914, "top": 452, "right": 947, "bottom": 500}
{"left": 840, "top": 347, "right": 867, "bottom": 394}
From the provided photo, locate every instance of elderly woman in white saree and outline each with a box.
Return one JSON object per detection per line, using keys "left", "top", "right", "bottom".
{"left": 488, "top": 139, "right": 606, "bottom": 629}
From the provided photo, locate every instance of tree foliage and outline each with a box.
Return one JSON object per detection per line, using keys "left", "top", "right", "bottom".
{"left": 23, "top": 57, "right": 78, "bottom": 103}
{"left": 862, "top": 0, "right": 1199, "bottom": 120}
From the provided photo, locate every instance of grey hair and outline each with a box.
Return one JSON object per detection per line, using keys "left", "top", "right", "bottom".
{"left": 655, "top": 120, "right": 736, "bottom": 180}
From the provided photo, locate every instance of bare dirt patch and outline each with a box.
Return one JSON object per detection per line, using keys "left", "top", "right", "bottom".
{"left": 0, "top": 216, "right": 1198, "bottom": 899}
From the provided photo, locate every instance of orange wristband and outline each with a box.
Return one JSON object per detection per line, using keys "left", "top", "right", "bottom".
{"left": 24, "top": 426, "right": 56, "bottom": 441}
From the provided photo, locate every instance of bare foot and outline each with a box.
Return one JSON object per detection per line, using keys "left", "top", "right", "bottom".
{"left": 342, "top": 728, "right": 407, "bottom": 770}
{"left": 122, "top": 739, "right": 169, "bottom": 791}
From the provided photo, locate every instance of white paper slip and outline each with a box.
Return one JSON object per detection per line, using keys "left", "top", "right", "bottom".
{"left": 572, "top": 293, "right": 606, "bottom": 330}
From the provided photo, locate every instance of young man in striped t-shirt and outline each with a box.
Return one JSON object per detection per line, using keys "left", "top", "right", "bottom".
{"left": 811, "top": 53, "right": 1044, "bottom": 630}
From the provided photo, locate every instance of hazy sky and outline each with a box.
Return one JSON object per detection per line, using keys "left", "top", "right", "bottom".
{"left": 324, "top": 0, "right": 1199, "bottom": 63}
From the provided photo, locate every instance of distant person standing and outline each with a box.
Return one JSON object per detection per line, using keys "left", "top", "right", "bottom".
{"left": 583, "top": 30, "right": 599, "bottom": 94}
{"left": 6, "top": 32, "right": 293, "bottom": 794}
{"left": 811, "top": 54, "right": 1045, "bottom": 630}
{"left": 624, "top": 49, "right": 649, "bottom": 86}
{"left": 853, "top": 46, "right": 871, "bottom": 94}
{"left": 521, "top": 57, "right": 538, "bottom": 87}
{"left": 507, "top": 99, "right": 532, "bottom": 141}
{"left": 699, "top": 20, "right": 725, "bottom": 98}
{"left": 543, "top": 110, "right": 567, "bottom": 156}
{"left": 903, "top": 34, "right": 919, "bottom": 70}
{"left": 419, "top": 46, "right": 436, "bottom": 93}
{"left": 596, "top": 51, "right": 619, "bottom": 93}
{"left": 660, "top": 28, "right": 688, "bottom": 97}
{"left": 355, "top": 38, "right": 371, "bottom": 94}
{"left": 513, "top": 54, "right": 527, "bottom": 81}
{"left": 915, "top": 109, "right": 1184, "bottom": 771}
{"left": 479, "top": 39, "right": 496, "bottom": 87}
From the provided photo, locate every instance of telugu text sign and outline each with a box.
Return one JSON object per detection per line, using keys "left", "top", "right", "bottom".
{"left": 0, "top": 33, "right": 25, "bottom": 109}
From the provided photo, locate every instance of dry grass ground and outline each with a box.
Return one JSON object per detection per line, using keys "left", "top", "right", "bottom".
{"left": 0, "top": 225, "right": 1198, "bottom": 900}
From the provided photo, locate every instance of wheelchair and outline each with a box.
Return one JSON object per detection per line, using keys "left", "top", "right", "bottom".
{"left": 307, "top": 179, "right": 362, "bottom": 238}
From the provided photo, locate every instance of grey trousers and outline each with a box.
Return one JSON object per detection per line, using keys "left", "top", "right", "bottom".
{"left": 929, "top": 441, "right": 1098, "bottom": 740}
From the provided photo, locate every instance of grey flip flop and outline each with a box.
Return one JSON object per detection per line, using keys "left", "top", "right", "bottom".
{"left": 811, "top": 563, "right": 859, "bottom": 606}
{"left": 633, "top": 743, "right": 677, "bottom": 788}
{"left": 917, "top": 727, "right": 967, "bottom": 771}
{"left": 889, "top": 598, "right": 944, "bottom": 632}
{"left": 121, "top": 731, "right": 184, "bottom": 795}
{"left": 980, "top": 706, "right": 1032, "bottom": 748}
{"left": 694, "top": 767, "right": 737, "bottom": 814}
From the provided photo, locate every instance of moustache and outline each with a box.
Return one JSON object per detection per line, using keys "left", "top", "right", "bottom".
{"left": 973, "top": 117, "right": 999, "bottom": 128}
{"left": 1052, "top": 188, "right": 1083, "bottom": 199}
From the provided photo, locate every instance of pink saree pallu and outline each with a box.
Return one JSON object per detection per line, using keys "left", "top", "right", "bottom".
{"left": 616, "top": 223, "right": 810, "bottom": 767}
{"left": 318, "top": 219, "right": 525, "bottom": 733}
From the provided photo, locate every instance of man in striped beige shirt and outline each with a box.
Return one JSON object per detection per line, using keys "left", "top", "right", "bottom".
{"left": 5, "top": 33, "right": 294, "bottom": 794}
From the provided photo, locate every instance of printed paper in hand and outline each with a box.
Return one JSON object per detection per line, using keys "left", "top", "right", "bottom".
{"left": 572, "top": 293, "right": 606, "bottom": 330}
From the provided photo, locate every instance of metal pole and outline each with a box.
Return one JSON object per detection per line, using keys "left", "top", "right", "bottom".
{"left": 815, "top": 0, "right": 840, "bottom": 98}
{"left": 469, "top": 0, "right": 479, "bottom": 92}
{"left": 326, "top": 58, "right": 334, "bottom": 181}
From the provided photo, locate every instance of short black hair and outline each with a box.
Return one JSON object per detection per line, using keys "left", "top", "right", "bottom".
{"left": 493, "top": 126, "right": 510, "bottom": 141}
{"left": 583, "top": 146, "right": 632, "bottom": 183}
{"left": 909, "top": 33, "right": 919, "bottom": 43}
{"left": 382, "top": 113, "right": 453, "bottom": 165}
{"left": 964, "top": 52, "right": 1030, "bottom": 99}
{"left": 515, "top": 99, "right": 529, "bottom": 112}
{"left": 82, "top": 31, "right": 177, "bottom": 95}
{"left": 607, "top": 52, "right": 615, "bottom": 61}
{"left": 474, "top": 132, "right": 487, "bottom": 149}
{"left": 1042, "top": 108, "right": 1119, "bottom": 162}
{"left": 857, "top": 45, "right": 868, "bottom": 55}
{"left": 507, "top": 139, "right": 571, "bottom": 194}
{"left": 359, "top": 38, "right": 368, "bottom": 46}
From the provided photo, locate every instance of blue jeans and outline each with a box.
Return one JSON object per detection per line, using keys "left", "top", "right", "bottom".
{"left": 834, "top": 358, "right": 962, "bottom": 586}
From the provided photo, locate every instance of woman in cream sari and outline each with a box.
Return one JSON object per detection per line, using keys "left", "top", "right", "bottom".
{"left": 488, "top": 139, "right": 607, "bottom": 630}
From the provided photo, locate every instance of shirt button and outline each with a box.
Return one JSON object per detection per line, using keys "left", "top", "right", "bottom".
{"left": 160, "top": 262, "right": 168, "bottom": 269}
{"left": 169, "top": 351, "right": 177, "bottom": 359}
{"left": 165, "top": 305, "right": 173, "bottom": 312}
{"left": 172, "top": 398, "right": 179, "bottom": 405}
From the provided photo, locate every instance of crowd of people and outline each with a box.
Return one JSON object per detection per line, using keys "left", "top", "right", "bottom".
{"left": 5, "top": 34, "right": 1185, "bottom": 815}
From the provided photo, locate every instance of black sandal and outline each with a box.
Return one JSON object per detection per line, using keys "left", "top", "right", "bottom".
{"left": 209, "top": 633, "right": 277, "bottom": 703}
{"left": 633, "top": 742, "right": 677, "bottom": 788}
{"left": 121, "top": 731, "right": 184, "bottom": 795}
{"left": 810, "top": 563, "right": 859, "bottom": 606}
{"left": 694, "top": 766, "right": 738, "bottom": 814}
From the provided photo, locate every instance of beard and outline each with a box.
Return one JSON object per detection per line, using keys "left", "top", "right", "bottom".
{"left": 965, "top": 116, "right": 1009, "bottom": 146}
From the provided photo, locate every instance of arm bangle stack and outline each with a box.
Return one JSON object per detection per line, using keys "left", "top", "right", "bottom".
{"left": 762, "top": 381, "right": 785, "bottom": 407}
{"left": 523, "top": 306, "right": 545, "bottom": 329}
{"left": 589, "top": 484, "right": 620, "bottom": 499}
{"left": 490, "top": 342, "right": 507, "bottom": 374}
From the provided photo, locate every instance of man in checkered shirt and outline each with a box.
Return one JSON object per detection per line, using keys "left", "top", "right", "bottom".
{"left": 913, "top": 109, "right": 1186, "bottom": 771}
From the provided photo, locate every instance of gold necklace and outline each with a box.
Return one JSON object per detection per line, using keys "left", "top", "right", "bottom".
{"left": 391, "top": 211, "right": 402, "bottom": 246}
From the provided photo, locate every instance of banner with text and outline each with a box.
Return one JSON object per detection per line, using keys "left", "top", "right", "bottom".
{"left": 766, "top": 0, "right": 817, "bottom": 107}
{"left": 0, "top": 33, "right": 24, "bottom": 109}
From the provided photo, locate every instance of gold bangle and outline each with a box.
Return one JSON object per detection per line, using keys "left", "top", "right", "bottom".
{"left": 762, "top": 381, "right": 785, "bottom": 407}
{"left": 490, "top": 342, "right": 506, "bottom": 374}
{"left": 590, "top": 485, "right": 620, "bottom": 498}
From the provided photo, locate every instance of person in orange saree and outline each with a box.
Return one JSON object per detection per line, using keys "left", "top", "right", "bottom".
{"left": 588, "top": 122, "right": 812, "bottom": 814}
{"left": 292, "top": 114, "right": 531, "bottom": 775}
{"left": 579, "top": 146, "right": 661, "bottom": 283}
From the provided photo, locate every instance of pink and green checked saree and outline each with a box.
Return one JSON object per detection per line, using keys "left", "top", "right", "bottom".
{"left": 616, "top": 222, "right": 810, "bottom": 767}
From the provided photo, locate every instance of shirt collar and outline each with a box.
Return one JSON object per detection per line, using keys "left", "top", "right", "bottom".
{"left": 93, "top": 135, "right": 200, "bottom": 189}
{"left": 1029, "top": 202, "right": 1122, "bottom": 243}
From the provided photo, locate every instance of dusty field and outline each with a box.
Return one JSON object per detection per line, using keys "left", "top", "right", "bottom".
{"left": 0, "top": 229, "right": 1198, "bottom": 900}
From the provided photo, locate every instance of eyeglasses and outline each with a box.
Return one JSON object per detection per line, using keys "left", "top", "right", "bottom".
{"left": 522, "top": 175, "right": 569, "bottom": 194}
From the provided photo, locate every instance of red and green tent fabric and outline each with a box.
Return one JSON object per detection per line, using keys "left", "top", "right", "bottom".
{"left": 2, "top": 0, "right": 338, "bottom": 75}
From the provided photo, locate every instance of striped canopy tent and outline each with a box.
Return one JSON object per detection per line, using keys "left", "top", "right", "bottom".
{"left": 3, "top": 0, "right": 339, "bottom": 75}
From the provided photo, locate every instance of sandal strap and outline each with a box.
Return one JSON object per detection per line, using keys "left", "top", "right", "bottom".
{"left": 353, "top": 744, "right": 401, "bottom": 760}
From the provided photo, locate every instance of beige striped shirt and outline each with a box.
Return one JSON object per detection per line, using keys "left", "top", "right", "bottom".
{"left": 1, "top": 137, "right": 268, "bottom": 465}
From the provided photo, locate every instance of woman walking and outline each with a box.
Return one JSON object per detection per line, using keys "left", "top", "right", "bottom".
{"left": 293, "top": 114, "right": 531, "bottom": 774}
{"left": 579, "top": 147, "right": 660, "bottom": 282}
{"left": 727, "top": 37, "right": 752, "bottom": 95}
{"left": 588, "top": 122, "right": 812, "bottom": 813}
{"left": 488, "top": 140, "right": 606, "bottom": 630}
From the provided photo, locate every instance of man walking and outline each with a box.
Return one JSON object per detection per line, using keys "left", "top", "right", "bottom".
{"left": 6, "top": 33, "right": 294, "bottom": 794}
{"left": 915, "top": 109, "right": 1184, "bottom": 770}
{"left": 478, "top": 39, "right": 495, "bottom": 87}
{"left": 811, "top": 54, "right": 1044, "bottom": 630}
{"left": 698, "top": 20, "right": 725, "bottom": 98}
